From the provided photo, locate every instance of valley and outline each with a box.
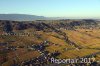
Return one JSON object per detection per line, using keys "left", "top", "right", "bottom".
{"left": 0, "top": 19, "right": 100, "bottom": 66}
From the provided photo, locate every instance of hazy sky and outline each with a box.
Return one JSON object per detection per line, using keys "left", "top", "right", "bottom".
{"left": 0, "top": 0, "right": 100, "bottom": 18}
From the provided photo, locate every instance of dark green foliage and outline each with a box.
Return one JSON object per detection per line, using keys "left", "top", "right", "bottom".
{"left": 3, "top": 21, "right": 13, "bottom": 33}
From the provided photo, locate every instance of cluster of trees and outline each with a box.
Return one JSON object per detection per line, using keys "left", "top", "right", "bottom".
{"left": 2, "top": 19, "right": 100, "bottom": 33}
{"left": 3, "top": 21, "right": 13, "bottom": 33}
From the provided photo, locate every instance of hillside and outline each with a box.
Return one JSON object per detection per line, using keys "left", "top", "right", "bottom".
{"left": 0, "top": 14, "right": 47, "bottom": 21}
{"left": 0, "top": 20, "right": 100, "bottom": 66}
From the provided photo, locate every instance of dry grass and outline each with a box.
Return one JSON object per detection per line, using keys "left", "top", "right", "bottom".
{"left": 1, "top": 28, "right": 100, "bottom": 65}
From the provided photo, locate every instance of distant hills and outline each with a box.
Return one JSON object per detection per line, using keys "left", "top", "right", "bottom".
{"left": 0, "top": 14, "right": 48, "bottom": 21}
{"left": 0, "top": 14, "right": 99, "bottom": 21}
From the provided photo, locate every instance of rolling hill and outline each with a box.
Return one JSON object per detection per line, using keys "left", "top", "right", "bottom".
{"left": 0, "top": 14, "right": 47, "bottom": 21}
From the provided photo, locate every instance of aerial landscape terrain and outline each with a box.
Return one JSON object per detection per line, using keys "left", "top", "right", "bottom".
{"left": 0, "top": 15, "right": 100, "bottom": 66}
{"left": 0, "top": 0, "right": 100, "bottom": 66}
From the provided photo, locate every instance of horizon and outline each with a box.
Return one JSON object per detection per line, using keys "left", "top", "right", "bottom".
{"left": 0, "top": 0, "right": 100, "bottom": 18}
{"left": 0, "top": 14, "right": 100, "bottom": 20}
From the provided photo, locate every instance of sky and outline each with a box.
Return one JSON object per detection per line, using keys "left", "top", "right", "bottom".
{"left": 0, "top": 0, "right": 100, "bottom": 18}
